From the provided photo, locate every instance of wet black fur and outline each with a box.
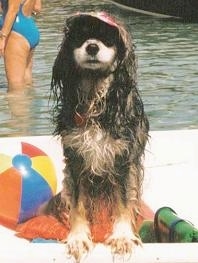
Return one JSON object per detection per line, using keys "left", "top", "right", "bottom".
{"left": 48, "top": 13, "right": 149, "bottom": 222}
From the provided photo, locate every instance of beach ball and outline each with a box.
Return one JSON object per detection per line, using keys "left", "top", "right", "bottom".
{"left": 0, "top": 142, "right": 57, "bottom": 227}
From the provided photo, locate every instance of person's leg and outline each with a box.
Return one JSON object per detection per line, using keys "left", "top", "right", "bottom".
{"left": 24, "top": 49, "right": 34, "bottom": 87}
{"left": 4, "top": 32, "right": 31, "bottom": 92}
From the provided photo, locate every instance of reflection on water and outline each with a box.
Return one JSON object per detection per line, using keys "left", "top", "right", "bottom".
{"left": 0, "top": 89, "right": 53, "bottom": 136}
{"left": 0, "top": 0, "right": 198, "bottom": 136}
{"left": 5, "top": 91, "right": 32, "bottom": 136}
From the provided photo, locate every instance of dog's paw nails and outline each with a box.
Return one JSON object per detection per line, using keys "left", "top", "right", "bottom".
{"left": 65, "top": 232, "right": 93, "bottom": 262}
{"left": 105, "top": 234, "right": 140, "bottom": 255}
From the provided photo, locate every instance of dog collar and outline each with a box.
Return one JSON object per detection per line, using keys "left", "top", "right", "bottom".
{"left": 74, "top": 112, "right": 87, "bottom": 127}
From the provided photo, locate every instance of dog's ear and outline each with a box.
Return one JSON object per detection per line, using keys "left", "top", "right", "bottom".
{"left": 50, "top": 18, "right": 79, "bottom": 101}
{"left": 115, "top": 23, "right": 137, "bottom": 92}
{"left": 109, "top": 24, "right": 149, "bottom": 147}
{"left": 51, "top": 37, "right": 70, "bottom": 91}
{"left": 51, "top": 16, "right": 79, "bottom": 90}
{"left": 50, "top": 20, "right": 79, "bottom": 133}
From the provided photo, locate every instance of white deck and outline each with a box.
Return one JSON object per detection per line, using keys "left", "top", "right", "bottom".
{"left": 143, "top": 129, "right": 198, "bottom": 228}
{"left": 0, "top": 129, "right": 198, "bottom": 262}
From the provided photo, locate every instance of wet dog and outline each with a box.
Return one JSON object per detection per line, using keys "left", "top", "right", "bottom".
{"left": 48, "top": 12, "right": 149, "bottom": 261}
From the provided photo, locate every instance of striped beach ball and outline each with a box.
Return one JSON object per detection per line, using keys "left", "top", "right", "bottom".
{"left": 0, "top": 142, "right": 57, "bottom": 227}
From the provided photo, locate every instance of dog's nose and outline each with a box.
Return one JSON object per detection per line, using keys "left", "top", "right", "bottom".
{"left": 86, "top": 43, "right": 99, "bottom": 56}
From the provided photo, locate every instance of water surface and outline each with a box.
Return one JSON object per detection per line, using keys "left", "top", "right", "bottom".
{"left": 0, "top": 0, "right": 197, "bottom": 136}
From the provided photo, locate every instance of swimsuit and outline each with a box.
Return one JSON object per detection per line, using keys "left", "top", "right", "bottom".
{"left": 0, "top": 0, "right": 40, "bottom": 48}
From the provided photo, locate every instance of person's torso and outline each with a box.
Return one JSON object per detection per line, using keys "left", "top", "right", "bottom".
{"left": 0, "top": 0, "right": 36, "bottom": 16}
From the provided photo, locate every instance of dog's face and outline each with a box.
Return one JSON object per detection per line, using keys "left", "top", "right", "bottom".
{"left": 74, "top": 38, "right": 117, "bottom": 71}
{"left": 67, "top": 16, "right": 123, "bottom": 73}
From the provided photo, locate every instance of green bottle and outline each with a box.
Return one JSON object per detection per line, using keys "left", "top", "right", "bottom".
{"left": 154, "top": 207, "right": 198, "bottom": 242}
{"left": 139, "top": 220, "right": 157, "bottom": 243}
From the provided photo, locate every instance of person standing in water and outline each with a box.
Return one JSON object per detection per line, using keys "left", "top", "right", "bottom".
{"left": 0, "top": 0, "right": 41, "bottom": 92}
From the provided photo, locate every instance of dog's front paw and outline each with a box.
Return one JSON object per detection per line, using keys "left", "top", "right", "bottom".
{"left": 106, "top": 232, "right": 140, "bottom": 255}
{"left": 105, "top": 219, "right": 141, "bottom": 255}
{"left": 65, "top": 231, "right": 93, "bottom": 262}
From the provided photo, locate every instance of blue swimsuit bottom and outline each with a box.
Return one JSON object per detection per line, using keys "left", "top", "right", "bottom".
{"left": 0, "top": 6, "right": 40, "bottom": 49}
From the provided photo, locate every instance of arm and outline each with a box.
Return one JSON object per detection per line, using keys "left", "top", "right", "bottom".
{"left": 33, "top": 0, "right": 41, "bottom": 14}
{"left": 1, "top": 0, "right": 21, "bottom": 36}
{"left": 0, "top": 0, "right": 21, "bottom": 56}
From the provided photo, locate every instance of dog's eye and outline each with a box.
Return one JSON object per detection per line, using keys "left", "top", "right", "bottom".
{"left": 69, "top": 25, "right": 93, "bottom": 47}
{"left": 96, "top": 33, "right": 116, "bottom": 47}
{"left": 69, "top": 34, "right": 87, "bottom": 47}
{"left": 98, "top": 26, "right": 119, "bottom": 47}
{"left": 102, "top": 37, "right": 115, "bottom": 47}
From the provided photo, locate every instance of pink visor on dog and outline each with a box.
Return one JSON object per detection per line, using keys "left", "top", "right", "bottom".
{"left": 75, "top": 11, "right": 119, "bottom": 28}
